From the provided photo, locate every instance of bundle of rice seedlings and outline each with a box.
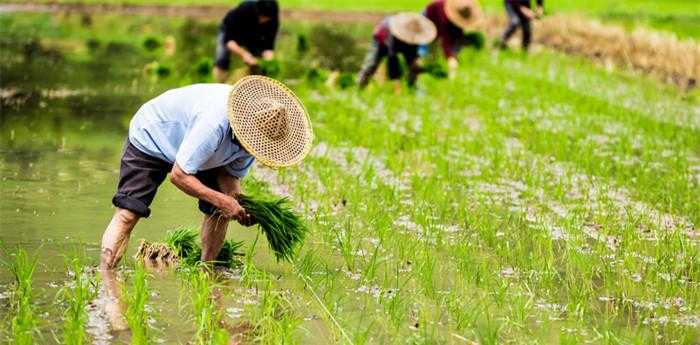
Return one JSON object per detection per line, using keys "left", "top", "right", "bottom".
{"left": 238, "top": 195, "right": 307, "bottom": 262}
{"left": 164, "top": 228, "right": 201, "bottom": 266}
{"left": 421, "top": 62, "right": 448, "bottom": 79}
{"left": 136, "top": 228, "right": 246, "bottom": 268}
{"left": 215, "top": 239, "right": 245, "bottom": 268}
{"left": 250, "top": 59, "right": 281, "bottom": 77}
{"left": 462, "top": 31, "right": 485, "bottom": 50}
{"left": 165, "top": 228, "right": 199, "bottom": 258}
{"left": 134, "top": 239, "right": 178, "bottom": 265}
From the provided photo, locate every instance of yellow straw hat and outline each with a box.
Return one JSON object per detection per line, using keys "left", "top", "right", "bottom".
{"left": 227, "top": 76, "right": 313, "bottom": 168}
{"left": 388, "top": 12, "right": 437, "bottom": 45}
{"left": 444, "top": 0, "right": 483, "bottom": 30}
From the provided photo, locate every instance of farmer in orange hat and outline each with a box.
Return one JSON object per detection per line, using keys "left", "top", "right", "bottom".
{"left": 497, "top": 0, "right": 544, "bottom": 51}
{"left": 422, "top": 0, "right": 482, "bottom": 78}
{"left": 357, "top": 13, "right": 437, "bottom": 91}
{"left": 213, "top": 0, "right": 279, "bottom": 82}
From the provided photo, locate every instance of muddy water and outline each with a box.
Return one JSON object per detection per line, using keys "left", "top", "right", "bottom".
{"left": 0, "top": 13, "right": 343, "bottom": 344}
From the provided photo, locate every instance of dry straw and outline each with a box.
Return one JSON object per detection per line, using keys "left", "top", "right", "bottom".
{"left": 479, "top": 14, "right": 700, "bottom": 89}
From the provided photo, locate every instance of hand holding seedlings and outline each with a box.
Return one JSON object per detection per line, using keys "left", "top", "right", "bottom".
{"left": 216, "top": 194, "right": 254, "bottom": 225}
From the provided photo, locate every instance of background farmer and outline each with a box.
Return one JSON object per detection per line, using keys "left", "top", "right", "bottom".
{"left": 99, "top": 77, "right": 313, "bottom": 270}
{"left": 213, "top": 0, "right": 280, "bottom": 82}
{"left": 498, "top": 0, "right": 544, "bottom": 51}
{"left": 423, "top": 0, "right": 482, "bottom": 78}
{"left": 357, "top": 13, "right": 437, "bottom": 91}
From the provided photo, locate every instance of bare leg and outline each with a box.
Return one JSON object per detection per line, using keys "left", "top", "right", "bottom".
{"left": 213, "top": 66, "right": 229, "bottom": 83}
{"left": 99, "top": 269, "right": 129, "bottom": 331}
{"left": 100, "top": 208, "right": 140, "bottom": 270}
{"left": 200, "top": 213, "right": 230, "bottom": 262}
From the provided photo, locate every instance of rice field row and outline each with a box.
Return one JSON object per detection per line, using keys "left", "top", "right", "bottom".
{"left": 1, "top": 10, "right": 698, "bottom": 345}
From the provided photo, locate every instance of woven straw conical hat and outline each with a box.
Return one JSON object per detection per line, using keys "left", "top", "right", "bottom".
{"left": 444, "top": 0, "right": 482, "bottom": 30}
{"left": 228, "top": 76, "right": 313, "bottom": 168}
{"left": 388, "top": 13, "right": 437, "bottom": 45}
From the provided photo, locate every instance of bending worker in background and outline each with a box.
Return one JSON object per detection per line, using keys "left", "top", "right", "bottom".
{"left": 213, "top": 0, "right": 280, "bottom": 82}
{"left": 357, "top": 13, "right": 437, "bottom": 92}
{"left": 498, "top": 0, "right": 544, "bottom": 51}
{"left": 423, "top": 0, "right": 482, "bottom": 78}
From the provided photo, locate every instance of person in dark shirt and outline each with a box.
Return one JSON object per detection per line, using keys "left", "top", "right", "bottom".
{"left": 498, "top": 0, "right": 544, "bottom": 51}
{"left": 423, "top": 0, "right": 482, "bottom": 78}
{"left": 357, "top": 13, "right": 437, "bottom": 92}
{"left": 214, "top": 0, "right": 280, "bottom": 82}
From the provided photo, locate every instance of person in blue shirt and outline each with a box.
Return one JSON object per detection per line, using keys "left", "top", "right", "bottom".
{"left": 99, "top": 77, "right": 313, "bottom": 270}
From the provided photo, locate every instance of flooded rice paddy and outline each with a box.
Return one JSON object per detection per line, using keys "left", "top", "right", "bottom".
{"left": 2, "top": 10, "right": 700, "bottom": 345}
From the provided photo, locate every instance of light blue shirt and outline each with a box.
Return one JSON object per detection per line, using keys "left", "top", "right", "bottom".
{"left": 128, "top": 84, "right": 255, "bottom": 178}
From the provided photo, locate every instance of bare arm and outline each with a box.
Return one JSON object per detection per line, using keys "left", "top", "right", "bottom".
{"left": 226, "top": 40, "right": 258, "bottom": 66}
{"left": 519, "top": 6, "right": 536, "bottom": 19}
{"left": 170, "top": 163, "right": 247, "bottom": 222}
{"left": 262, "top": 50, "right": 274, "bottom": 60}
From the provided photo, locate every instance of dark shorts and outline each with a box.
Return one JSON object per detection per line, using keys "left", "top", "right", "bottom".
{"left": 112, "top": 141, "right": 221, "bottom": 218}
{"left": 214, "top": 32, "right": 231, "bottom": 70}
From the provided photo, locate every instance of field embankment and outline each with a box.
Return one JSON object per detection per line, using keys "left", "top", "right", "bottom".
{"left": 2, "top": 1, "right": 698, "bottom": 89}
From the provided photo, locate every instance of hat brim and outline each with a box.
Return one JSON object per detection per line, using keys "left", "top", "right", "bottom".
{"left": 388, "top": 13, "right": 437, "bottom": 45}
{"left": 444, "top": 0, "right": 483, "bottom": 30}
{"left": 228, "top": 76, "right": 313, "bottom": 168}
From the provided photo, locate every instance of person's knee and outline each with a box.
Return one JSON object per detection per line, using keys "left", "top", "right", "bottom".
{"left": 115, "top": 208, "right": 139, "bottom": 226}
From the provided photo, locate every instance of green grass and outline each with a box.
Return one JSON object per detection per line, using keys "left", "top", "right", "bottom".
{"left": 2, "top": 249, "right": 38, "bottom": 345}
{"left": 59, "top": 257, "right": 97, "bottom": 345}
{"left": 181, "top": 267, "right": 229, "bottom": 345}
{"left": 123, "top": 263, "right": 152, "bottom": 344}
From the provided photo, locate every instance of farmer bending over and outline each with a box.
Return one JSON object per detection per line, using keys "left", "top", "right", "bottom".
{"left": 213, "top": 0, "right": 280, "bottom": 82}
{"left": 423, "top": 0, "right": 483, "bottom": 78}
{"left": 498, "top": 0, "right": 544, "bottom": 51}
{"left": 99, "top": 77, "right": 313, "bottom": 269}
{"left": 357, "top": 13, "right": 437, "bottom": 92}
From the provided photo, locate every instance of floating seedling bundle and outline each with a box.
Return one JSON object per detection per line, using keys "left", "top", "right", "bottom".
{"left": 135, "top": 228, "right": 243, "bottom": 268}
{"left": 237, "top": 194, "right": 307, "bottom": 262}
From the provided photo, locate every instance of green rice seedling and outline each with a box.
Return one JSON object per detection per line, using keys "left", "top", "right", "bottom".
{"left": 421, "top": 62, "right": 448, "bottom": 79}
{"left": 462, "top": 31, "right": 485, "bottom": 50}
{"left": 238, "top": 195, "right": 307, "bottom": 262}
{"left": 59, "top": 257, "right": 97, "bottom": 345}
{"left": 248, "top": 281, "right": 300, "bottom": 344}
{"left": 123, "top": 263, "right": 151, "bottom": 345}
{"left": 214, "top": 239, "right": 245, "bottom": 268}
{"left": 336, "top": 72, "right": 356, "bottom": 89}
{"left": 194, "top": 58, "right": 212, "bottom": 78}
{"left": 259, "top": 59, "right": 281, "bottom": 77}
{"left": 142, "top": 36, "right": 161, "bottom": 51}
{"left": 185, "top": 266, "right": 228, "bottom": 345}
{"left": 3, "top": 249, "right": 38, "bottom": 345}
{"left": 296, "top": 33, "right": 308, "bottom": 55}
{"left": 164, "top": 227, "right": 200, "bottom": 262}
{"left": 241, "top": 235, "right": 265, "bottom": 286}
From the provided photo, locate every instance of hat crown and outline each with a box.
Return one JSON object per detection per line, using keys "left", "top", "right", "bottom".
{"left": 254, "top": 98, "right": 288, "bottom": 141}
{"left": 406, "top": 18, "right": 422, "bottom": 34}
{"left": 457, "top": 6, "right": 473, "bottom": 19}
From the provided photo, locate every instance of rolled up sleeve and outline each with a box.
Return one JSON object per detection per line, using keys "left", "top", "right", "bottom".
{"left": 175, "top": 122, "right": 221, "bottom": 174}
